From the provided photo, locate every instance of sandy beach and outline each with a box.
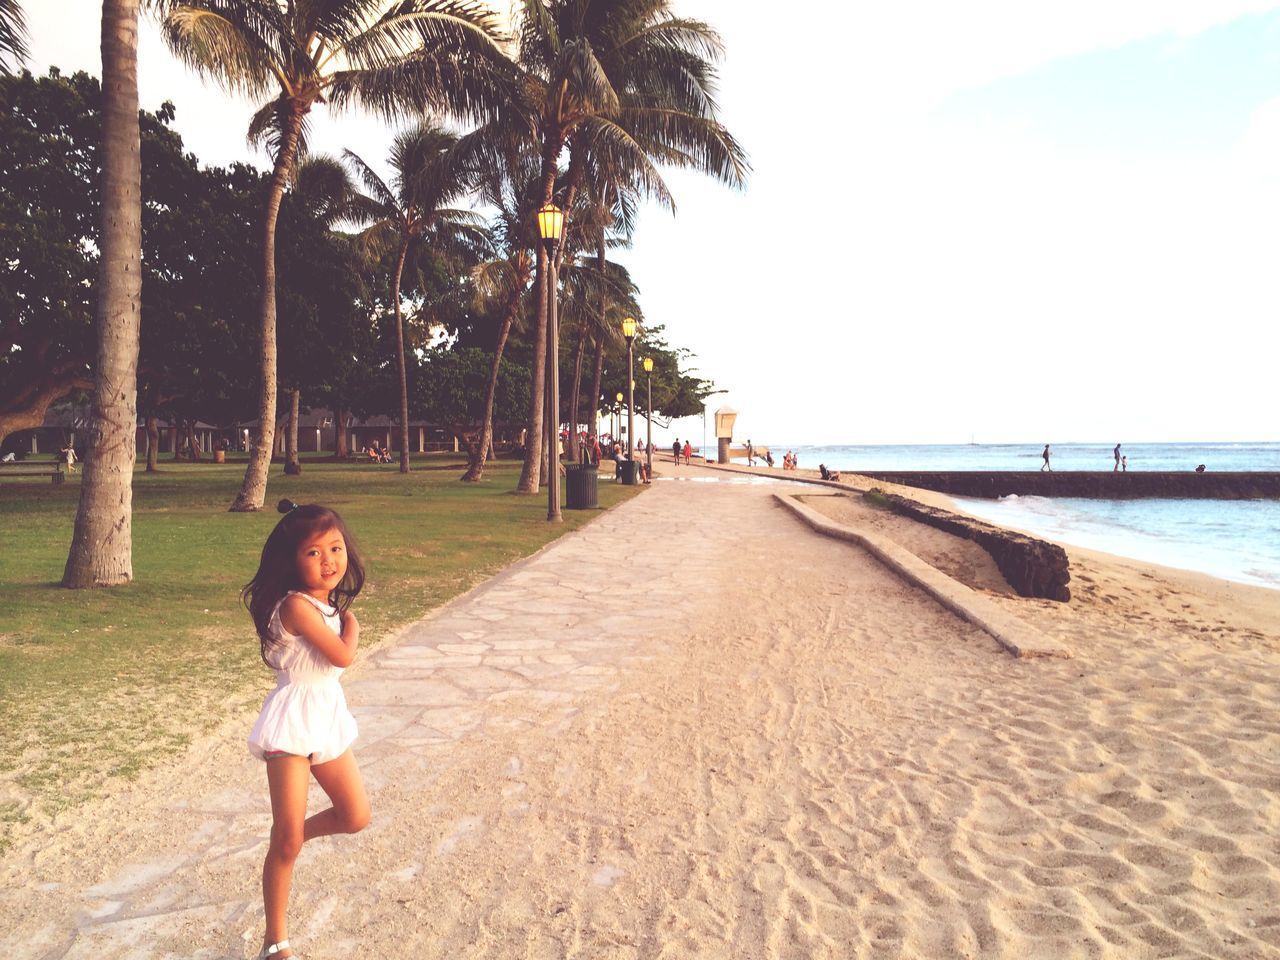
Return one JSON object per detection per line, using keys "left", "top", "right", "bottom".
{"left": 3, "top": 461, "right": 1279, "bottom": 959}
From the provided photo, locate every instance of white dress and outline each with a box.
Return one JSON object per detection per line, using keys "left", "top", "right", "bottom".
{"left": 247, "top": 592, "right": 358, "bottom": 764}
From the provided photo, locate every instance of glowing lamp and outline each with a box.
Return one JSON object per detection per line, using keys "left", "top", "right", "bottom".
{"left": 536, "top": 203, "right": 564, "bottom": 242}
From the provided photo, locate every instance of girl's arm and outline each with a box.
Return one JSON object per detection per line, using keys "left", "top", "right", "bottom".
{"left": 279, "top": 596, "right": 359, "bottom": 667}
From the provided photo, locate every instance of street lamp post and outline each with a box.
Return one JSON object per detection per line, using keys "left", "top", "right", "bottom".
{"left": 622, "top": 318, "right": 636, "bottom": 461}
{"left": 537, "top": 202, "right": 565, "bottom": 522}
{"left": 643, "top": 357, "right": 653, "bottom": 477}
{"left": 615, "top": 391, "right": 624, "bottom": 455}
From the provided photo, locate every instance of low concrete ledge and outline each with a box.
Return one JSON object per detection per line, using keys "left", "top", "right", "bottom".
{"left": 857, "top": 471, "right": 1280, "bottom": 500}
{"left": 775, "top": 493, "right": 1070, "bottom": 660}
{"left": 875, "top": 491, "right": 1071, "bottom": 602}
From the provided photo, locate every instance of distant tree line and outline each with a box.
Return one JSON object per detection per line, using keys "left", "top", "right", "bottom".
{"left": 0, "top": 68, "right": 716, "bottom": 465}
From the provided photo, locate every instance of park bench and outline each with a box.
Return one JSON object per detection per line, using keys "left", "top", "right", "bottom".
{"left": 0, "top": 460, "right": 65, "bottom": 484}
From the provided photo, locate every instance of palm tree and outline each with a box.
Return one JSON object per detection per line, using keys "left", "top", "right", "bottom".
{"left": 281, "top": 153, "right": 358, "bottom": 475}
{"left": 162, "top": 0, "right": 509, "bottom": 509}
{"left": 0, "top": 0, "right": 28, "bottom": 76}
{"left": 62, "top": 0, "right": 144, "bottom": 588}
{"left": 344, "top": 124, "right": 488, "bottom": 473}
{"left": 463, "top": 169, "right": 540, "bottom": 481}
{"left": 470, "top": 0, "right": 748, "bottom": 494}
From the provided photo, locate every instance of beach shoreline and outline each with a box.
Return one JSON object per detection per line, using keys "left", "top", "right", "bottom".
{"left": 3, "top": 460, "right": 1278, "bottom": 958}
{"left": 705, "top": 453, "right": 1280, "bottom": 592}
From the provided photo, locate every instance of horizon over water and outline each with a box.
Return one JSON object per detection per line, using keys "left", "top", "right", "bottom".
{"left": 757, "top": 441, "right": 1280, "bottom": 590}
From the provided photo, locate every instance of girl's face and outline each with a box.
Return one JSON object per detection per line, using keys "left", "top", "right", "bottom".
{"left": 295, "top": 526, "right": 348, "bottom": 601}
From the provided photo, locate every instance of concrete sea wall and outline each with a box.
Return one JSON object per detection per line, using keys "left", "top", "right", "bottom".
{"left": 856, "top": 471, "right": 1280, "bottom": 500}
{"left": 873, "top": 491, "right": 1073, "bottom": 602}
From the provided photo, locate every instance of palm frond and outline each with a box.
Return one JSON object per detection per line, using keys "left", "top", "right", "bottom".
{"left": 247, "top": 95, "right": 313, "bottom": 164}
{"left": 0, "top": 0, "right": 29, "bottom": 78}
{"left": 162, "top": 1, "right": 288, "bottom": 99}
{"left": 338, "top": 0, "right": 506, "bottom": 70}
{"left": 291, "top": 153, "right": 357, "bottom": 226}
{"left": 342, "top": 147, "right": 400, "bottom": 211}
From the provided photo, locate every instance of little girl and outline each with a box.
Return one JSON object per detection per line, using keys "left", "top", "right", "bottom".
{"left": 242, "top": 500, "right": 371, "bottom": 960}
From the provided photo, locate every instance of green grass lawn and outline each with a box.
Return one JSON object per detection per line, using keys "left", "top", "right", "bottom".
{"left": 0, "top": 454, "right": 637, "bottom": 843}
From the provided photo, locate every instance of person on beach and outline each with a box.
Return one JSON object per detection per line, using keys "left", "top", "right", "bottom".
{"left": 1114, "top": 443, "right": 1122, "bottom": 472}
{"left": 683, "top": 440, "right": 693, "bottom": 465}
{"left": 243, "top": 500, "right": 370, "bottom": 960}
{"left": 1041, "top": 444, "right": 1052, "bottom": 471}
{"left": 1121, "top": 455, "right": 1127, "bottom": 472}
{"left": 672, "top": 439, "right": 681, "bottom": 466}
{"left": 746, "top": 439, "right": 755, "bottom": 465}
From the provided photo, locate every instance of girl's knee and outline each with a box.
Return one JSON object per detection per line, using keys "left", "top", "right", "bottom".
{"left": 341, "top": 802, "right": 370, "bottom": 834}
{"left": 269, "top": 824, "right": 304, "bottom": 860}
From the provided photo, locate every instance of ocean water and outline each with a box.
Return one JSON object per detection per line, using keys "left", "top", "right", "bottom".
{"left": 757, "top": 442, "right": 1280, "bottom": 590}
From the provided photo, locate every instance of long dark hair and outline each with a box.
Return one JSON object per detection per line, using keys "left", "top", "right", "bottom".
{"left": 241, "top": 500, "right": 366, "bottom": 664}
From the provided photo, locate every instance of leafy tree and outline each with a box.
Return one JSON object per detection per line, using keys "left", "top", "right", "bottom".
{"left": 411, "top": 344, "right": 528, "bottom": 463}
{"left": 461, "top": 167, "right": 539, "bottom": 481}
{"left": 600, "top": 324, "right": 713, "bottom": 420}
{"left": 0, "top": 69, "right": 98, "bottom": 448}
{"left": 161, "top": 0, "right": 511, "bottom": 511}
{"left": 140, "top": 155, "right": 264, "bottom": 467}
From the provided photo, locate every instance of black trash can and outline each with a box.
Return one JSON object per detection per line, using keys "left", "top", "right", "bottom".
{"left": 565, "top": 463, "right": 599, "bottom": 509}
{"left": 616, "top": 459, "right": 641, "bottom": 485}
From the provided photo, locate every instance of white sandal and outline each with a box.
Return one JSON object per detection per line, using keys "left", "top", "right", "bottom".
{"left": 256, "top": 940, "right": 291, "bottom": 959}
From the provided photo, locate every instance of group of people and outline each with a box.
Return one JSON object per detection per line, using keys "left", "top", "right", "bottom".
{"left": 361, "top": 441, "right": 392, "bottom": 464}
{"left": 1040, "top": 443, "right": 1131, "bottom": 472}
{"left": 781, "top": 450, "right": 799, "bottom": 470}
{"left": 670, "top": 439, "right": 693, "bottom": 465}
{"left": 611, "top": 441, "right": 651, "bottom": 482}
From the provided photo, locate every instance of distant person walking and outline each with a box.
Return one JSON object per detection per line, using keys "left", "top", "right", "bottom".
{"left": 62, "top": 445, "right": 77, "bottom": 474}
{"left": 746, "top": 439, "right": 755, "bottom": 466}
{"left": 683, "top": 440, "right": 693, "bottom": 465}
{"left": 1041, "top": 444, "right": 1052, "bottom": 472}
{"left": 1113, "top": 443, "right": 1122, "bottom": 472}
{"left": 672, "top": 439, "right": 681, "bottom": 466}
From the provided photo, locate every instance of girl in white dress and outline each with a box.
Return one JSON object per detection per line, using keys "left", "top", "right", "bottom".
{"left": 242, "top": 500, "right": 370, "bottom": 960}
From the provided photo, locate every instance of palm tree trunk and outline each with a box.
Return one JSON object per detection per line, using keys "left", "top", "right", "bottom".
{"left": 588, "top": 331, "right": 605, "bottom": 442}
{"left": 145, "top": 414, "right": 158, "bottom": 472}
{"left": 461, "top": 298, "right": 517, "bottom": 482}
{"left": 571, "top": 225, "right": 607, "bottom": 456}
{"left": 391, "top": 238, "right": 411, "bottom": 474}
{"left": 229, "top": 106, "right": 305, "bottom": 511}
{"left": 517, "top": 136, "right": 564, "bottom": 494}
{"left": 516, "top": 244, "right": 547, "bottom": 494}
{"left": 284, "top": 388, "right": 301, "bottom": 474}
{"left": 334, "top": 404, "right": 347, "bottom": 458}
{"left": 186, "top": 420, "right": 203, "bottom": 462}
{"left": 567, "top": 321, "right": 585, "bottom": 460}
{"left": 62, "top": 0, "right": 141, "bottom": 588}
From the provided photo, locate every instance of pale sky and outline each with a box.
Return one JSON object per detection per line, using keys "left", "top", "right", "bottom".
{"left": 26, "top": 1, "right": 1280, "bottom": 447}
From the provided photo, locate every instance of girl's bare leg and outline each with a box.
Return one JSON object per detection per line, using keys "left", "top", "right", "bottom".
{"left": 305, "top": 749, "right": 370, "bottom": 841}
{"left": 263, "top": 755, "right": 311, "bottom": 958}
